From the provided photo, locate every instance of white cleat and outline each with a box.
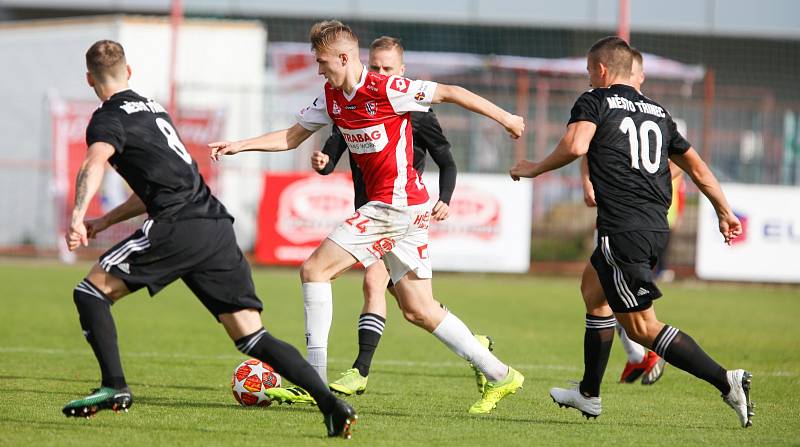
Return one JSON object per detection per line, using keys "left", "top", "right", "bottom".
{"left": 549, "top": 383, "right": 601, "bottom": 419}
{"left": 722, "top": 369, "right": 754, "bottom": 428}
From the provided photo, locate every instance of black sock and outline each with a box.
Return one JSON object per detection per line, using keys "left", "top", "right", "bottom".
{"left": 579, "top": 314, "right": 616, "bottom": 397}
{"left": 653, "top": 325, "right": 729, "bottom": 394}
{"left": 73, "top": 279, "right": 127, "bottom": 389}
{"left": 236, "top": 328, "right": 337, "bottom": 414}
{"left": 352, "top": 313, "right": 385, "bottom": 377}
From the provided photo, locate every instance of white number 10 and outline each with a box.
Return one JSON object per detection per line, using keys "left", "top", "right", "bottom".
{"left": 619, "top": 117, "right": 662, "bottom": 174}
{"left": 156, "top": 118, "right": 192, "bottom": 164}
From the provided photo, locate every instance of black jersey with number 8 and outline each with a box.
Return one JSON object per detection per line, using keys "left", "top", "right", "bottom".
{"left": 569, "top": 84, "right": 690, "bottom": 235}
{"left": 85, "top": 90, "right": 230, "bottom": 222}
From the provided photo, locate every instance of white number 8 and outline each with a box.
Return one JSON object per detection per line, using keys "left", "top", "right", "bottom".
{"left": 156, "top": 118, "right": 192, "bottom": 164}
{"left": 619, "top": 117, "right": 662, "bottom": 174}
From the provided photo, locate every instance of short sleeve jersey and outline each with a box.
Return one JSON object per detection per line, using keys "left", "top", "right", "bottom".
{"left": 86, "top": 90, "right": 230, "bottom": 221}
{"left": 296, "top": 66, "right": 437, "bottom": 207}
{"left": 569, "top": 84, "right": 690, "bottom": 234}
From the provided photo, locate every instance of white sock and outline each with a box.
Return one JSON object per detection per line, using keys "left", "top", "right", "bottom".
{"left": 302, "top": 282, "right": 333, "bottom": 383}
{"left": 432, "top": 312, "right": 508, "bottom": 382}
{"left": 616, "top": 323, "right": 646, "bottom": 363}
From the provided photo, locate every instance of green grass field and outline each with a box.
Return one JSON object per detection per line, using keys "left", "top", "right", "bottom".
{"left": 1, "top": 260, "right": 798, "bottom": 446}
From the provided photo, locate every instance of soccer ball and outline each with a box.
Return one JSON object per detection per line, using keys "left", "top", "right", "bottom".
{"left": 231, "top": 359, "right": 282, "bottom": 406}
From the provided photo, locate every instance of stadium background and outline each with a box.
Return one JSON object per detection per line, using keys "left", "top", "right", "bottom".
{"left": 0, "top": 0, "right": 798, "bottom": 279}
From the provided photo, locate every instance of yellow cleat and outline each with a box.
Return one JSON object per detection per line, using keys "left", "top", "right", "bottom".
{"left": 468, "top": 367, "right": 524, "bottom": 414}
{"left": 329, "top": 368, "right": 369, "bottom": 396}
{"left": 265, "top": 385, "right": 316, "bottom": 405}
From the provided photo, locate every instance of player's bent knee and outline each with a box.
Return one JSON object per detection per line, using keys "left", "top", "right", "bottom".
{"left": 220, "top": 308, "right": 263, "bottom": 341}
{"left": 85, "top": 264, "right": 129, "bottom": 302}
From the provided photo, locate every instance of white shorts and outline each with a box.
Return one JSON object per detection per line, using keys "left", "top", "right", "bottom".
{"left": 327, "top": 201, "right": 432, "bottom": 284}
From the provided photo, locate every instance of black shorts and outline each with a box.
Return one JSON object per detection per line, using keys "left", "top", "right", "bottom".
{"left": 99, "top": 217, "right": 262, "bottom": 318}
{"left": 590, "top": 230, "right": 667, "bottom": 313}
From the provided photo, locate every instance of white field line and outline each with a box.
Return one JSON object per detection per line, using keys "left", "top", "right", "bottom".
{"left": 0, "top": 346, "right": 796, "bottom": 377}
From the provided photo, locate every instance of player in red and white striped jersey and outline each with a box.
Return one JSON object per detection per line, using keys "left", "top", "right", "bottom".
{"left": 210, "top": 20, "right": 525, "bottom": 414}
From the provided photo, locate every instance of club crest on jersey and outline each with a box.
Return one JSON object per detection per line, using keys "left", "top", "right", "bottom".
{"left": 414, "top": 91, "right": 426, "bottom": 101}
{"left": 365, "top": 101, "right": 378, "bottom": 116}
{"left": 390, "top": 77, "right": 409, "bottom": 93}
{"left": 332, "top": 100, "right": 341, "bottom": 115}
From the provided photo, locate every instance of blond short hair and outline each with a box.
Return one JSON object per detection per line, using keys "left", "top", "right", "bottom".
{"left": 86, "top": 39, "right": 126, "bottom": 81}
{"left": 588, "top": 36, "right": 633, "bottom": 79}
{"left": 309, "top": 20, "right": 358, "bottom": 52}
{"left": 370, "top": 36, "right": 404, "bottom": 55}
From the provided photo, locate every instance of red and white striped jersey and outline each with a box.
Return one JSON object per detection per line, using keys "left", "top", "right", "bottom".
{"left": 296, "top": 66, "right": 438, "bottom": 207}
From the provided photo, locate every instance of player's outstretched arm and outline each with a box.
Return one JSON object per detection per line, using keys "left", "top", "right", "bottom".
{"left": 670, "top": 147, "right": 741, "bottom": 244}
{"left": 86, "top": 193, "right": 146, "bottom": 239}
{"left": 67, "top": 142, "right": 115, "bottom": 251}
{"left": 432, "top": 84, "right": 524, "bottom": 139}
{"left": 209, "top": 124, "right": 315, "bottom": 160}
{"left": 510, "top": 121, "right": 596, "bottom": 180}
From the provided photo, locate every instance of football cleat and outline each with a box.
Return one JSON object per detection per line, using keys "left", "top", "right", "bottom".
{"left": 641, "top": 356, "right": 667, "bottom": 385}
{"left": 470, "top": 334, "right": 494, "bottom": 393}
{"left": 324, "top": 398, "right": 358, "bottom": 439}
{"left": 266, "top": 385, "right": 316, "bottom": 405}
{"left": 63, "top": 386, "right": 133, "bottom": 418}
{"left": 619, "top": 350, "right": 661, "bottom": 384}
{"left": 549, "top": 382, "right": 601, "bottom": 419}
{"left": 329, "top": 368, "right": 369, "bottom": 396}
{"left": 468, "top": 366, "right": 523, "bottom": 414}
{"left": 722, "top": 369, "right": 754, "bottom": 428}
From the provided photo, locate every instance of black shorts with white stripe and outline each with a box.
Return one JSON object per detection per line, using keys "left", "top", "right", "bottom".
{"left": 99, "top": 217, "right": 262, "bottom": 319}
{"left": 589, "top": 230, "right": 667, "bottom": 313}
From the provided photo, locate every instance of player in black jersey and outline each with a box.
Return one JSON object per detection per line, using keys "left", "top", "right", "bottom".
{"left": 308, "top": 35, "right": 463, "bottom": 397}
{"left": 62, "top": 40, "right": 356, "bottom": 438}
{"left": 510, "top": 37, "right": 753, "bottom": 428}
{"left": 579, "top": 48, "right": 669, "bottom": 385}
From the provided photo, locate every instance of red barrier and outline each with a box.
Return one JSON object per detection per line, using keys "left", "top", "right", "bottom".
{"left": 254, "top": 172, "right": 354, "bottom": 265}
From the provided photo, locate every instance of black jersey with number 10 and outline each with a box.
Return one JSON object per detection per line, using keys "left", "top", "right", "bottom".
{"left": 569, "top": 84, "right": 691, "bottom": 235}
{"left": 85, "top": 90, "right": 230, "bottom": 222}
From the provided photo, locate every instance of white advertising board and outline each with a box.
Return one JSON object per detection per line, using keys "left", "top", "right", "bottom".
{"left": 424, "top": 172, "right": 532, "bottom": 273}
{"left": 696, "top": 183, "right": 800, "bottom": 283}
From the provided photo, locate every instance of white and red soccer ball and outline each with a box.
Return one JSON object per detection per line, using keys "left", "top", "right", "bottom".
{"left": 231, "top": 359, "right": 281, "bottom": 406}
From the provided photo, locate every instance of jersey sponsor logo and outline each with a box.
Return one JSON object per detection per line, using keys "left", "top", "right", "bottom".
{"left": 332, "top": 100, "right": 341, "bottom": 115}
{"left": 414, "top": 91, "right": 426, "bottom": 101}
{"left": 365, "top": 100, "right": 377, "bottom": 116}
{"left": 119, "top": 99, "right": 166, "bottom": 115}
{"left": 371, "top": 237, "right": 396, "bottom": 256}
{"left": 339, "top": 123, "right": 389, "bottom": 154}
{"left": 389, "top": 77, "right": 409, "bottom": 93}
{"left": 345, "top": 104, "right": 357, "bottom": 110}
{"left": 367, "top": 81, "right": 379, "bottom": 92}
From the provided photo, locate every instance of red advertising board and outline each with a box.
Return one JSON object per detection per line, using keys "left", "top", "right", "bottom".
{"left": 254, "top": 172, "right": 355, "bottom": 265}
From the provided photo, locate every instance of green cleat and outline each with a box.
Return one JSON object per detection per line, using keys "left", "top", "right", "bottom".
{"left": 329, "top": 368, "right": 369, "bottom": 396}
{"left": 468, "top": 367, "right": 524, "bottom": 414}
{"left": 265, "top": 385, "right": 316, "bottom": 405}
{"left": 470, "top": 334, "right": 494, "bottom": 393}
{"left": 62, "top": 386, "right": 133, "bottom": 418}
